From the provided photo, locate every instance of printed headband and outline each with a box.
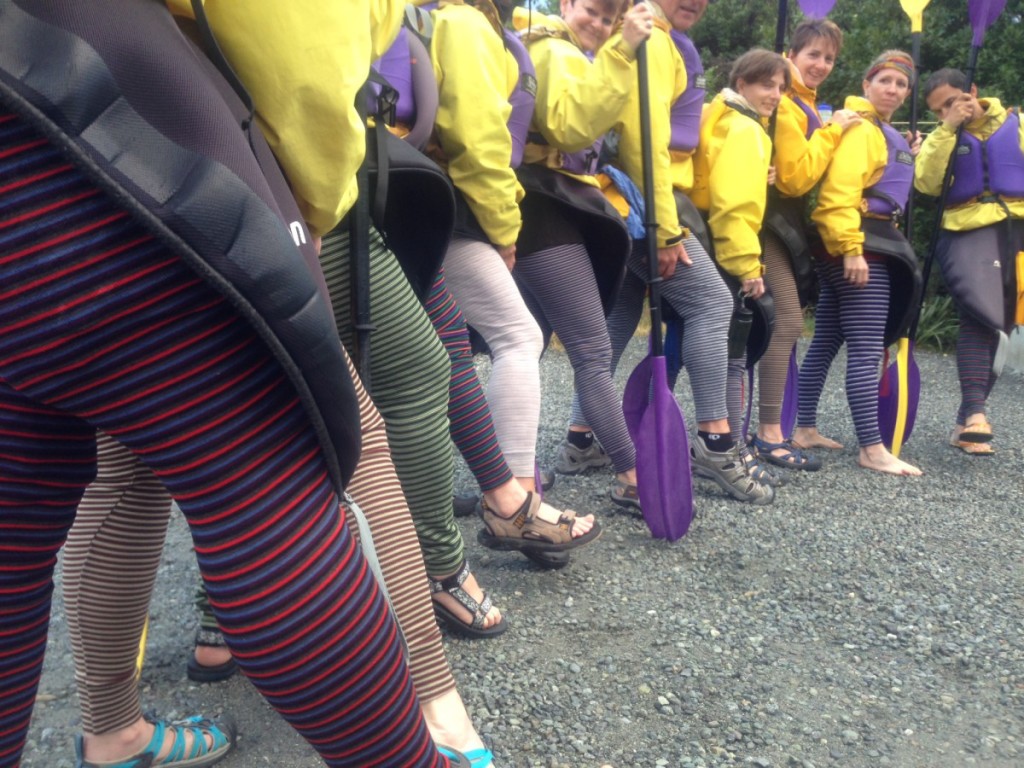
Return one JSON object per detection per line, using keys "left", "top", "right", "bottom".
{"left": 864, "top": 52, "right": 915, "bottom": 84}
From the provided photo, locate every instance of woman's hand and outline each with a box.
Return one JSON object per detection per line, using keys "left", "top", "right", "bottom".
{"left": 844, "top": 254, "right": 869, "bottom": 287}
{"left": 621, "top": 3, "right": 654, "bottom": 53}
{"left": 767, "top": 165, "right": 777, "bottom": 186}
{"left": 496, "top": 243, "right": 516, "bottom": 271}
{"left": 830, "top": 109, "right": 862, "bottom": 132}
{"left": 656, "top": 241, "right": 690, "bottom": 278}
{"left": 741, "top": 276, "right": 765, "bottom": 300}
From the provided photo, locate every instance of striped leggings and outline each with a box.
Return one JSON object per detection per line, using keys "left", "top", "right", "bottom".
{"left": 443, "top": 238, "right": 544, "bottom": 477}
{"left": 797, "top": 258, "right": 890, "bottom": 447}
{"left": 425, "top": 271, "right": 516, "bottom": 492}
{"left": 571, "top": 235, "right": 732, "bottom": 426}
{"left": 0, "top": 111, "right": 445, "bottom": 767}
{"left": 955, "top": 312, "right": 998, "bottom": 425}
{"left": 758, "top": 232, "right": 805, "bottom": 426}
{"left": 66, "top": 346, "right": 454, "bottom": 734}
{"left": 517, "top": 244, "right": 636, "bottom": 473}
{"left": 319, "top": 230, "right": 463, "bottom": 576}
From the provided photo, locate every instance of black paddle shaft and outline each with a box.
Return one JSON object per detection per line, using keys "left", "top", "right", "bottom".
{"left": 637, "top": 40, "right": 666, "bottom": 357}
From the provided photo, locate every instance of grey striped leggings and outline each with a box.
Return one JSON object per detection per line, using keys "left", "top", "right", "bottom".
{"left": 571, "top": 234, "right": 732, "bottom": 427}
{"left": 516, "top": 243, "right": 636, "bottom": 472}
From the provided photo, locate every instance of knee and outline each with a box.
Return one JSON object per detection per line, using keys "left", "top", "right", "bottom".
{"left": 489, "top": 312, "right": 543, "bottom": 362}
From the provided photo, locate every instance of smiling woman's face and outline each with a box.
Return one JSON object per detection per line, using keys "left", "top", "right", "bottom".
{"left": 561, "top": 0, "right": 619, "bottom": 52}
{"left": 789, "top": 36, "right": 837, "bottom": 90}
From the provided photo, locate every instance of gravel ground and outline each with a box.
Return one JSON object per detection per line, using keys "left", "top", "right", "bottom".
{"left": 23, "top": 338, "right": 1024, "bottom": 768}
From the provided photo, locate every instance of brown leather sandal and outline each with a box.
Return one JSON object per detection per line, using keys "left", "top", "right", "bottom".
{"left": 477, "top": 492, "right": 601, "bottom": 553}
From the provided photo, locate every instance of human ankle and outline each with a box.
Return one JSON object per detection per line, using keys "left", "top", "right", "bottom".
{"left": 422, "top": 690, "right": 486, "bottom": 754}
{"left": 698, "top": 430, "right": 735, "bottom": 452}
{"left": 82, "top": 719, "right": 153, "bottom": 762}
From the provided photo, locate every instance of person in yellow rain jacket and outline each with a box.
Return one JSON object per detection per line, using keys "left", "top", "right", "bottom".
{"left": 561, "top": 0, "right": 774, "bottom": 505}
{"left": 795, "top": 50, "right": 924, "bottom": 477}
{"left": 424, "top": 0, "right": 603, "bottom": 557}
{"left": 690, "top": 48, "right": 790, "bottom": 486}
{"left": 915, "top": 68, "right": 1024, "bottom": 456}
{"left": 750, "top": 19, "right": 861, "bottom": 475}
{"left": 511, "top": 0, "right": 650, "bottom": 512}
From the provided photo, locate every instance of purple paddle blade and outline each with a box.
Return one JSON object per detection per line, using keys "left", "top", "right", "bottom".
{"left": 780, "top": 348, "right": 799, "bottom": 439}
{"left": 877, "top": 341, "right": 922, "bottom": 450}
{"left": 969, "top": 0, "right": 1007, "bottom": 46}
{"left": 623, "top": 356, "right": 694, "bottom": 541}
{"left": 796, "top": 0, "right": 837, "bottom": 19}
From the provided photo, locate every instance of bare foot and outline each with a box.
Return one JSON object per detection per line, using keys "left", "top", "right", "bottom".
{"left": 430, "top": 568, "right": 502, "bottom": 629}
{"left": 193, "top": 643, "right": 232, "bottom": 669}
{"left": 83, "top": 716, "right": 217, "bottom": 763}
{"left": 792, "top": 427, "right": 844, "bottom": 450}
{"left": 534, "top": 499, "right": 595, "bottom": 538}
{"left": 858, "top": 445, "right": 922, "bottom": 476}
{"left": 489, "top": 490, "right": 594, "bottom": 539}
{"left": 422, "top": 689, "right": 487, "bottom": 757}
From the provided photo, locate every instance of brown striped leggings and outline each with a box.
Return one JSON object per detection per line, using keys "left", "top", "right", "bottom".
{"left": 757, "top": 232, "right": 806, "bottom": 426}
{"left": 64, "top": 355, "right": 453, "bottom": 734}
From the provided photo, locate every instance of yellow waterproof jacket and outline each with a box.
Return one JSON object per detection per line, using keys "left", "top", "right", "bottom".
{"left": 426, "top": 0, "right": 524, "bottom": 248}
{"left": 773, "top": 59, "right": 844, "bottom": 198}
{"left": 691, "top": 92, "right": 770, "bottom": 281}
{"left": 523, "top": 16, "right": 636, "bottom": 186}
{"left": 811, "top": 96, "right": 890, "bottom": 258}
{"left": 914, "top": 98, "right": 1024, "bottom": 231}
{"left": 166, "top": 0, "right": 404, "bottom": 238}
{"left": 607, "top": 6, "right": 686, "bottom": 247}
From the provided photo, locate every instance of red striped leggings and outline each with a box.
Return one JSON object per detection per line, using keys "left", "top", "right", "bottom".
{"left": 66, "top": 349, "right": 454, "bottom": 734}
{"left": 0, "top": 113, "right": 447, "bottom": 767}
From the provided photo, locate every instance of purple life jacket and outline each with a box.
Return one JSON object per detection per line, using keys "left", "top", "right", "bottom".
{"left": 504, "top": 30, "right": 537, "bottom": 169}
{"left": 669, "top": 30, "right": 704, "bottom": 153}
{"left": 372, "top": 27, "right": 416, "bottom": 126}
{"left": 789, "top": 94, "right": 823, "bottom": 140}
{"left": 946, "top": 110, "right": 1024, "bottom": 206}
{"left": 864, "top": 121, "right": 914, "bottom": 219}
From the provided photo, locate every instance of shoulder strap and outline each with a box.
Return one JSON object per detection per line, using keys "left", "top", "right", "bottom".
{"left": 189, "top": 0, "right": 255, "bottom": 131}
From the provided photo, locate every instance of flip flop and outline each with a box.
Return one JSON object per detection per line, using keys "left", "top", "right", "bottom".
{"left": 958, "top": 421, "right": 993, "bottom": 443}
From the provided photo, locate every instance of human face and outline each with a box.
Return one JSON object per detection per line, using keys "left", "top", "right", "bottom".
{"left": 737, "top": 71, "right": 787, "bottom": 119}
{"left": 863, "top": 67, "right": 910, "bottom": 120}
{"left": 926, "top": 83, "right": 980, "bottom": 122}
{"left": 789, "top": 37, "right": 837, "bottom": 90}
{"left": 561, "top": 0, "right": 618, "bottom": 52}
{"left": 657, "top": 0, "right": 709, "bottom": 33}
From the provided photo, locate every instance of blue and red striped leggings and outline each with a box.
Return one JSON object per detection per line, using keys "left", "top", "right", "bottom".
{"left": 0, "top": 113, "right": 446, "bottom": 766}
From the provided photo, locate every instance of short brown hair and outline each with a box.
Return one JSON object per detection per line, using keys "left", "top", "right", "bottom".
{"left": 789, "top": 19, "right": 843, "bottom": 57}
{"left": 729, "top": 48, "right": 792, "bottom": 92}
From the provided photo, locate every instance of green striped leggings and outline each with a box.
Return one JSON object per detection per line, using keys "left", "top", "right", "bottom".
{"left": 319, "top": 228, "right": 463, "bottom": 576}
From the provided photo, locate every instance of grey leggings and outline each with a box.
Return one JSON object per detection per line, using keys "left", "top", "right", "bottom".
{"left": 516, "top": 243, "right": 636, "bottom": 472}
{"left": 571, "top": 234, "right": 732, "bottom": 427}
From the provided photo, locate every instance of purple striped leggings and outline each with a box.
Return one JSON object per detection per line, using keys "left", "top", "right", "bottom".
{"left": 797, "top": 258, "right": 890, "bottom": 447}
{"left": 0, "top": 112, "right": 446, "bottom": 767}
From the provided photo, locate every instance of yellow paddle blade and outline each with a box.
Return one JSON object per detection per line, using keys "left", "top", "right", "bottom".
{"left": 899, "top": 0, "right": 931, "bottom": 33}
{"left": 135, "top": 616, "right": 149, "bottom": 681}
{"left": 891, "top": 337, "right": 911, "bottom": 457}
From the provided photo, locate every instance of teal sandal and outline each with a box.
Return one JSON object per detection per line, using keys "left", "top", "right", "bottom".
{"left": 75, "top": 715, "right": 235, "bottom": 768}
{"left": 438, "top": 745, "right": 494, "bottom": 767}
